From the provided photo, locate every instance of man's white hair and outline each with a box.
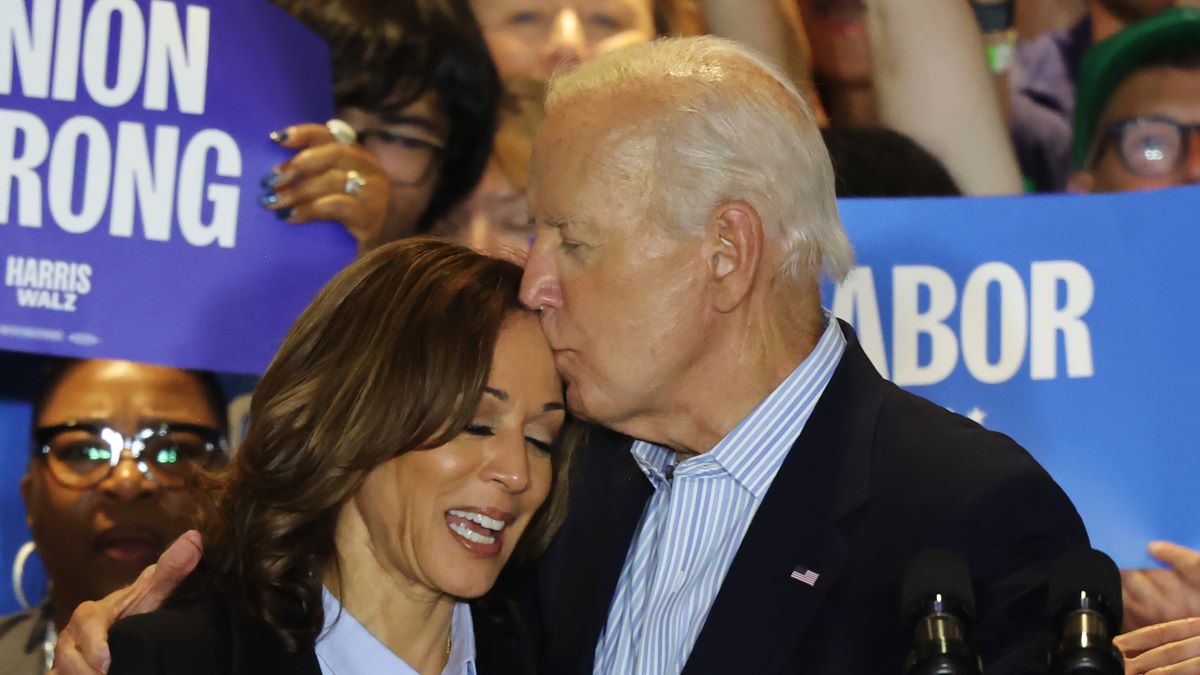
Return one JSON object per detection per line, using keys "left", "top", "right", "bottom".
{"left": 546, "top": 35, "right": 854, "bottom": 283}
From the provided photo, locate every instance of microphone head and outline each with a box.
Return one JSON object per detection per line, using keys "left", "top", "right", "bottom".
{"left": 1046, "top": 548, "right": 1123, "bottom": 629}
{"left": 902, "top": 548, "right": 976, "bottom": 626}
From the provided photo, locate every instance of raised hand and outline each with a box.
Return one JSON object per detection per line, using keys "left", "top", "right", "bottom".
{"left": 50, "top": 531, "right": 202, "bottom": 674}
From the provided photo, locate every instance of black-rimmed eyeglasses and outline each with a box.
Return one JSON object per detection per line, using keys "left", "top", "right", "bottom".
{"left": 357, "top": 129, "right": 446, "bottom": 187}
{"left": 1091, "top": 116, "right": 1200, "bottom": 178}
{"left": 33, "top": 422, "right": 227, "bottom": 489}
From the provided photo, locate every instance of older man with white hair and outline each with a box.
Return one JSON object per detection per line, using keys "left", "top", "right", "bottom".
{"left": 519, "top": 36, "right": 1088, "bottom": 675}
{"left": 51, "top": 36, "right": 1088, "bottom": 675}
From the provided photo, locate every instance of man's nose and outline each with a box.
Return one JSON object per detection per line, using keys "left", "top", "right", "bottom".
{"left": 99, "top": 453, "right": 158, "bottom": 501}
{"left": 544, "top": 9, "right": 586, "bottom": 74}
{"left": 519, "top": 238, "right": 563, "bottom": 311}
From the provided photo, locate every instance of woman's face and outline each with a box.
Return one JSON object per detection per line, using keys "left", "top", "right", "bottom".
{"left": 339, "top": 94, "right": 449, "bottom": 239}
{"left": 338, "top": 313, "right": 565, "bottom": 600}
{"left": 472, "top": 0, "right": 656, "bottom": 81}
{"left": 428, "top": 159, "right": 534, "bottom": 256}
{"left": 21, "top": 361, "right": 219, "bottom": 610}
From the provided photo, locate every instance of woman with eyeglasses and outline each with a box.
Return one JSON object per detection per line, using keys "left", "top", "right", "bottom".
{"left": 0, "top": 360, "right": 227, "bottom": 674}
{"left": 257, "top": 0, "right": 500, "bottom": 253}
{"left": 75, "top": 239, "right": 574, "bottom": 675}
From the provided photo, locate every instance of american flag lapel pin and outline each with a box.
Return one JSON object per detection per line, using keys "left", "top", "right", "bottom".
{"left": 790, "top": 565, "right": 820, "bottom": 587}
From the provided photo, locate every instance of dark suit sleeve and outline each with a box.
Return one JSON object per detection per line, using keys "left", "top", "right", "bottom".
{"left": 955, "top": 462, "right": 1090, "bottom": 675}
{"left": 108, "top": 617, "right": 167, "bottom": 675}
{"left": 106, "top": 597, "right": 229, "bottom": 675}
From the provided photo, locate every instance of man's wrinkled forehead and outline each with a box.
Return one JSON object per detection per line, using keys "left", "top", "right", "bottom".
{"left": 529, "top": 94, "right": 658, "bottom": 203}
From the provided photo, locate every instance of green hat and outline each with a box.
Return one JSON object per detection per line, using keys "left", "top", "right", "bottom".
{"left": 1072, "top": 6, "right": 1200, "bottom": 167}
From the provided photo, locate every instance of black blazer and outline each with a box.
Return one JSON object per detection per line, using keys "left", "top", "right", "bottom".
{"left": 529, "top": 322, "right": 1090, "bottom": 674}
{"left": 107, "top": 589, "right": 537, "bottom": 674}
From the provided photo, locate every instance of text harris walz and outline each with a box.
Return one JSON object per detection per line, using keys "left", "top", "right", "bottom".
{"left": 5, "top": 255, "right": 92, "bottom": 312}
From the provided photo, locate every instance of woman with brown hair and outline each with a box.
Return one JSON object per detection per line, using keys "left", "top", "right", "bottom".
{"left": 100, "top": 239, "right": 574, "bottom": 675}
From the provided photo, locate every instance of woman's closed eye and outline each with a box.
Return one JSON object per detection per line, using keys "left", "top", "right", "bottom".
{"left": 464, "top": 423, "right": 495, "bottom": 438}
{"left": 465, "top": 424, "right": 553, "bottom": 453}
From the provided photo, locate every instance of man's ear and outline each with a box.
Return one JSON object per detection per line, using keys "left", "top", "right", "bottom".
{"left": 704, "top": 200, "right": 763, "bottom": 313}
{"left": 1066, "top": 170, "right": 1095, "bottom": 194}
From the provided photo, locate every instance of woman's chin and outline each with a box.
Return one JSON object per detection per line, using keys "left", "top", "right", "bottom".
{"left": 435, "top": 571, "right": 500, "bottom": 600}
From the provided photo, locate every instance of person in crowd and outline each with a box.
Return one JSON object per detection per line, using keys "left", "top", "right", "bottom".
{"left": 1067, "top": 6, "right": 1200, "bottom": 193}
{"left": 50, "top": 36, "right": 1088, "bottom": 675}
{"left": 1010, "top": 0, "right": 1182, "bottom": 191}
{"left": 89, "top": 240, "right": 573, "bottom": 675}
{"left": 1016, "top": 0, "right": 1086, "bottom": 39}
{"left": 1116, "top": 615, "right": 1200, "bottom": 673}
{"left": 0, "top": 360, "right": 227, "bottom": 674}
{"left": 798, "top": 0, "right": 1025, "bottom": 195}
{"left": 429, "top": 78, "right": 547, "bottom": 256}
{"left": 1123, "top": 542, "right": 1200, "bottom": 631}
{"left": 228, "top": 0, "right": 502, "bottom": 452}
{"left": 821, "top": 127, "right": 961, "bottom": 197}
{"left": 442, "top": 0, "right": 818, "bottom": 258}
{"left": 468, "top": 0, "right": 810, "bottom": 86}
{"left": 259, "top": 0, "right": 499, "bottom": 252}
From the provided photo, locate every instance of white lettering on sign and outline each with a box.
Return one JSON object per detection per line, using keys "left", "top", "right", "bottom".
{"left": 5, "top": 255, "right": 92, "bottom": 313}
{"left": 0, "top": 113, "right": 242, "bottom": 247}
{"left": 831, "top": 262, "right": 1096, "bottom": 386}
{"left": 0, "top": 0, "right": 238, "bottom": 247}
{"left": 1, "top": 0, "right": 211, "bottom": 113}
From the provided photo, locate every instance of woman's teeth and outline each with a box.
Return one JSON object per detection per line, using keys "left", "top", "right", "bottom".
{"left": 450, "top": 522, "right": 496, "bottom": 545}
{"left": 447, "top": 509, "right": 507, "bottom": 531}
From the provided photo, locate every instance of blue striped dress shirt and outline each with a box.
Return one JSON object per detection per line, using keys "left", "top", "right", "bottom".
{"left": 593, "top": 318, "right": 846, "bottom": 675}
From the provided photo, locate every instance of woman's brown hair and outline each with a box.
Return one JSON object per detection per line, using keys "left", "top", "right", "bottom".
{"left": 190, "top": 237, "right": 574, "bottom": 651}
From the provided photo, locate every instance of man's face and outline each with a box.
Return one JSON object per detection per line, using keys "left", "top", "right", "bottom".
{"left": 1078, "top": 66, "right": 1200, "bottom": 193}
{"left": 519, "top": 101, "right": 709, "bottom": 428}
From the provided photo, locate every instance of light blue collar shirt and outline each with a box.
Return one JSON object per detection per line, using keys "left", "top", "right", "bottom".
{"left": 315, "top": 587, "right": 476, "bottom": 675}
{"left": 594, "top": 318, "right": 846, "bottom": 675}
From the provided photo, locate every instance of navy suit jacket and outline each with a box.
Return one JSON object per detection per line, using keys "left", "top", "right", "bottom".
{"left": 107, "top": 589, "right": 535, "bottom": 674}
{"left": 525, "top": 322, "right": 1089, "bottom": 674}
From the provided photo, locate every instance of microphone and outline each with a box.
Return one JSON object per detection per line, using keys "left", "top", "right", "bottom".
{"left": 1046, "top": 548, "right": 1124, "bottom": 675}
{"left": 902, "top": 548, "right": 982, "bottom": 675}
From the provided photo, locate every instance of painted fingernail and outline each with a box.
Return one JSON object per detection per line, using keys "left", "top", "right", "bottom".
{"left": 260, "top": 170, "right": 282, "bottom": 188}
{"left": 269, "top": 129, "right": 289, "bottom": 144}
{"left": 259, "top": 192, "right": 279, "bottom": 207}
{"left": 276, "top": 207, "right": 293, "bottom": 221}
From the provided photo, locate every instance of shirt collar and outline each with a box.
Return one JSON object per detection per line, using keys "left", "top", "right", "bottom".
{"left": 316, "top": 587, "right": 476, "bottom": 675}
{"left": 630, "top": 317, "right": 846, "bottom": 499}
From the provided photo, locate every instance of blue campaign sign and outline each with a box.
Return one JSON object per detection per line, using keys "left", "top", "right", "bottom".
{"left": 826, "top": 185, "right": 1200, "bottom": 568}
{"left": 0, "top": 0, "right": 355, "bottom": 374}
